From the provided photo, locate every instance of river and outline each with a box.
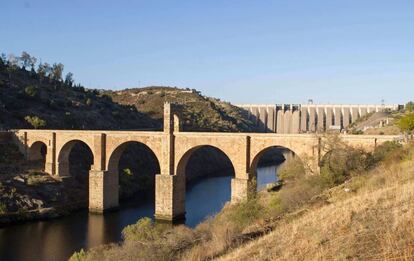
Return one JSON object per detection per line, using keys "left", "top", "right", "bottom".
{"left": 0, "top": 165, "right": 279, "bottom": 261}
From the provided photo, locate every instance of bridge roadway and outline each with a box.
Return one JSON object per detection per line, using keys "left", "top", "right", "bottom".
{"left": 11, "top": 103, "right": 401, "bottom": 222}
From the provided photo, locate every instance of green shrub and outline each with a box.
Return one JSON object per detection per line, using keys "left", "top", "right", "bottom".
{"left": 24, "top": 115, "right": 46, "bottom": 129}
{"left": 372, "top": 141, "right": 403, "bottom": 163}
{"left": 69, "top": 249, "right": 86, "bottom": 261}
{"left": 24, "top": 85, "right": 38, "bottom": 97}
{"left": 122, "top": 217, "right": 167, "bottom": 242}
{"left": 397, "top": 113, "right": 414, "bottom": 134}
{"left": 227, "top": 199, "right": 264, "bottom": 228}
{"left": 405, "top": 101, "right": 414, "bottom": 112}
{"left": 0, "top": 203, "right": 7, "bottom": 214}
{"left": 320, "top": 147, "right": 371, "bottom": 186}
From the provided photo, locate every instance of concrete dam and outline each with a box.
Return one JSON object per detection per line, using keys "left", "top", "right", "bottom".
{"left": 237, "top": 104, "right": 402, "bottom": 133}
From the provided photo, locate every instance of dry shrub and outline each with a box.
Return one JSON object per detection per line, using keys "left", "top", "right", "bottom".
{"left": 277, "top": 157, "right": 306, "bottom": 181}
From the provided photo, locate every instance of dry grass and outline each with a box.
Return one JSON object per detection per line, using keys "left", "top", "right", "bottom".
{"left": 71, "top": 141, "right": 414, "bottom": 261}
{"left": 220, "top": 157, "right": 414, "bottom": 260}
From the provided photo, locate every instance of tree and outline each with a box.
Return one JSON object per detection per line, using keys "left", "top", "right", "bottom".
{"left": 0, "top": 53, "right": 6, "bottom": 66}
{"left": 20, "top": 52, "right": 32, "bottom": 69}
{"left": 397, "top": 113, "right": 414, "bottom": 134}
{"left": 405, "top": 101, "right": 414, "bottom": 112}
{"left": 37, "top": 62, "right": 52, "bottom": 81}
{"left": 64, "top": 72, "right": 74, "bottom": 86}
{"left": 51, "top": 63, "right": 64, "bottom": 81}
{"left": 24, "top": 116, "right": 46, "bottom": 129}
{"left": 7, "top": 54, "right": 19, "bottom": 68}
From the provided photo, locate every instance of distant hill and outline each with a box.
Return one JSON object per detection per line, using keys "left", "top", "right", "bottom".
{"left": 0, "top": 54, "right": 257, "bottom": 132}
{"left": 105, "top": 86, "right": 257, "bottom": 132}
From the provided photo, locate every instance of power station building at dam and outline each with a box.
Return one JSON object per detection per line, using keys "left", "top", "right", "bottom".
{"left": 237, "top": 104, "right": 402, "bottom": 134}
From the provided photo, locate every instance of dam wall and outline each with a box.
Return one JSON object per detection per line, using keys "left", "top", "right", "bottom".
{"left": 238, "top": 104, "right": 402, "bottom": 133}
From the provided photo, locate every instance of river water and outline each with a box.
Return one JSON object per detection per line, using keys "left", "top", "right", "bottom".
{"left": 0, "top": 165, "right": 278, "bottom": 261}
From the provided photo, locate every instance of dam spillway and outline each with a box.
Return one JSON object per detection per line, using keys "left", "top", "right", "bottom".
{"left": 237, "top": 104, "right": 403, "bottom": 133}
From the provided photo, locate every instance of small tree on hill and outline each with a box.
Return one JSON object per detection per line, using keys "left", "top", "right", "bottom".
{"left": 20, "top": 51, "right": 31, "bottom": 69}
{"left": 405, "top": 101, "right": 414, "bottom": 112}
{"left": 65, "top": 72, "right": 74, "bottom": 86}
{"left": 24, "top": 116, "right": 46, "bottom": 129}
{"left": 397, "top": 113, "right": 414, "bottom": 134}
{"left": 51, "top": 63, "right": 64, "bottom": 81}
{"left": 37, "top": 62, "right": 52, "bottom": 81}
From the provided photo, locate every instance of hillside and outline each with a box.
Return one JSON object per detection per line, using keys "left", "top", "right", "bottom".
{"left": 0, "top": 54, "right": 257, "bottom": 132}
{"left": 106, "top": 86, "right": 257, "bottom": 132}
{"left": 222, "top": 152, "right": 414, "bottom": 260}
{"left": 347, "top": 111, "right": 402, "bottom": 135}
{"left": 71, "top": 138, "right": 414, "bottom": 261}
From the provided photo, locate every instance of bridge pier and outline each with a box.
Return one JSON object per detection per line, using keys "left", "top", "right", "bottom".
{"left": 154, "top": 174, "right": 186, "bottom": 222}
{"left": 231, "top": 177, "right": 254, "bottom": 202}
{"left": 89, "top": 170, "right": 119, "bottom": 213}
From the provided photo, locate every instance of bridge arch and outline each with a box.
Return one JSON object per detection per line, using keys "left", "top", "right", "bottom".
{"left": 107, "top": 141, "right": 160, "bottom": 174}
{"left": 251, "top": 145, "right": 299, "bottom": 173}
{"left": 176, "top": 145, "right": 235, "bottom": 178}
{"left": 175, "top": 145, "right": 236, "bottom": 224}
{"left": 28, "top": 141, "right": 47, "bottom": 161}
{"left": 57, "top": 140, "right": 94, "bottom": 177}
{"left": 107, "top": 141, "right": 161, "bottom": 202}
{"left": 28, "top": 141, "right": 47, "bottom": 170}
{"left": 251, "top": 145, "right": 305, "bottom": 189}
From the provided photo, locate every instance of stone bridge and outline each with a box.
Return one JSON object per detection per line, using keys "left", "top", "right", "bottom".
{"left": 11, "top": 103, "right": 401, "bottom": 222}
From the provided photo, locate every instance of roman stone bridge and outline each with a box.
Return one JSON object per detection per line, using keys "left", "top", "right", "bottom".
{"left": 11, "top": 103, "right": 401, "bottom": 222}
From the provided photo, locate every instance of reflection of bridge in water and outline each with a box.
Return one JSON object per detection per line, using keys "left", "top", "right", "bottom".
{"left": 237, "top": 104, "right": 402, "bottom": 133}
{"left": 12, "top": 103, "right": 401, "bottom": 222}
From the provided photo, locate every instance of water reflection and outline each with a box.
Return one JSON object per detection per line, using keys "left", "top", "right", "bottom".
{"left": 257, "top": 165, "right": 279, "bottom": 191}
{"left": 0, "top": 166, "right": 278, "bottom": 261}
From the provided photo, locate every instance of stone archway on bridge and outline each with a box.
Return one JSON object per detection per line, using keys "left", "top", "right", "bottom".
{"left": 27, "top": 141, "right": 47, "bottom": 170}
{"left": 57, "top": 140, "right": 94, "bottom": 177}
{"left": 174, "top": 144, "right": 236, "bottom": 223}
{"left": 106, "top": 141, "right": 161, "bottom": 204}
{"left": 250, "top": 145, "right": 304, "bottom": 190}
{"left": 176, "top": 145, "right": 236, "bottom": 178}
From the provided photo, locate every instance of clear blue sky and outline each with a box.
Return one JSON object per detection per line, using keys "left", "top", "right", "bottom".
{"left": 1, "top": 0, "right": 413, "bottom": 104}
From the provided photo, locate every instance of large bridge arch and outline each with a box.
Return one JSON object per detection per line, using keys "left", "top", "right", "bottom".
{"left": 172, "top": 144, "right": 236, "bottom": 224}
{"left": 106, "top": 141, "right": 161, "bottom": 203}
{"left": 249, "top": 135, "right": 321, "bottom": 175}
{"left": 174, "top": 134, "right": 248, "bottom": 180}
{"left": 105, "top": 135, "right": 163, "bottom": 173}
{"left": 176, "top": 144, "right": 236, "bottom": 178}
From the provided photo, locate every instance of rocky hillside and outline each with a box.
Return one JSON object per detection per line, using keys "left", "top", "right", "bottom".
{"left": 0, "top": 60, "right": 160, "bottom": 130}
{"left": 106, "top": 86, "right": 257, "bottom": 132}
{"left": 0, "top": 54, "right": 257, "bottom": 132}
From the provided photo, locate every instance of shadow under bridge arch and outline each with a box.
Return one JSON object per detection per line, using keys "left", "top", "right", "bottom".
{"left": 175, "top": 145, "right": 235, "bottom": 227}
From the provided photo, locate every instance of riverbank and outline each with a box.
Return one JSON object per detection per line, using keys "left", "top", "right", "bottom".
{"left": 71, "top": 139, "right": 414, "bottom": 261}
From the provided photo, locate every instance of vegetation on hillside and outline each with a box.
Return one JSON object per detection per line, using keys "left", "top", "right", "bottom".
{"left": 71, "top": 135, "right": 413, "bottom": 261}
{"left": 0, "top": 52, "right": 158, "bottom": 130}
{"left": 347, "top": 101, "right": 414, "bottom": 135}
{"left": 0, "top": 52, "right": 257, "bottom": 132}
{"left": 106, "top": 87, "right": 258, "bottom": 132}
